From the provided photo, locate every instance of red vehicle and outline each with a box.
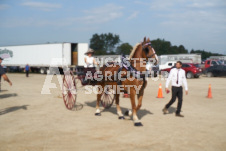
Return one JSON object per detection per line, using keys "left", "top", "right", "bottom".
{"left": 161, "top": 63, "right": 202, "bottom": 79}
{"left": 205, "top": 60, "right": 222, "bottom": 68}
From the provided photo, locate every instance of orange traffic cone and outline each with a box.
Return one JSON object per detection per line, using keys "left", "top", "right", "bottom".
{"left": 157, "top": 84, "right": 164, "bottom": 98}
{"left": 207, "top": 84, "right": 212, "bottom": 98}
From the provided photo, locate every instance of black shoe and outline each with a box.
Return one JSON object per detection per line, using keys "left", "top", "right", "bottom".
{"left": 162, "top": 107, "right": 169, "bottom": 114}
{"left": 175, "top": 113, "right": 184, "bottom": 117}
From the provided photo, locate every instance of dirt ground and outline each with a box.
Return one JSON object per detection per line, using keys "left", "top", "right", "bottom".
{"left": 0, "top": 73, "right": 226, "bottom": 151}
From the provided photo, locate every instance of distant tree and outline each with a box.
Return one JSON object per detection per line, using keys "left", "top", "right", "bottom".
{"left": 170, "top": 45, "right": 178, "bottom": 54}
{"left": 116, "top": 43, "right": 133, "bottom": 55}
{"left": 178, "top": 45, "right": 188, "bottom": 53}
{"left": 151, "top": 38, "right": 169, "bottom": 55}
{"left": 190, "top": 49, "right": 223, "bottom": 59}
{"left": 90, "top": 33, "right": 121, "bottom": 55}
{"left": 151, "top": 38, "right": 188, "bottom": 55}
{"left": 190, "top": 49, "right": 195, "bottom": 53}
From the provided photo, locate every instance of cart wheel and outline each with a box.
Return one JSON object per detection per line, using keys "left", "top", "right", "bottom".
{"left": 62, "top": 71, "right": 77, "bottom": 110}
{"left": 100, "top": 88, "right": 115, "bottom": 109}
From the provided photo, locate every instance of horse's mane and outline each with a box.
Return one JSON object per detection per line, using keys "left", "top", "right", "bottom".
{"left": 129, "top": 43, "right": 141, "bottom": 59}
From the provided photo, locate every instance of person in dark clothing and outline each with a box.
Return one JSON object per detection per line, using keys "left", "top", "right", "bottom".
{"left": 162, "top": 61, "right": 188, "bottom": 117}
{"left": 0, "top": 57, "right": 12, "bottom": 90}
{"left": 24, "top": 64, "right": 30, "bottom": 77}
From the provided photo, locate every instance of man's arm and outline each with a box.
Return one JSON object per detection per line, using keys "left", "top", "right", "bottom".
{"left": 182, "top": 71, "right": 188, "bottom": 95}
{"left": 165, "top": 70, "right": 173, "bottom": 92}
{"left": 2, "top": 74, "right": 12, "bottom": 86}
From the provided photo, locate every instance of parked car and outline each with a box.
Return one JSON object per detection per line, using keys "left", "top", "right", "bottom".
{"left": 205, "top": 59, "right": 222, "bottom": 68}
{"left": 161, "top": 63, "right": 202, "bottom": 79}
{"left": 159, "top": 61, "right": 177, "bottom": 70}
{"left": 202, "top": 59, "right": 223, "bottom": 74}
{"left": 206, "top": 65, "right": 226, "bottom": 77}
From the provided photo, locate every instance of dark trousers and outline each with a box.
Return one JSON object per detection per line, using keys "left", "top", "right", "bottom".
{"left": 26, "top": 71, "right": 29, "bottom": 77}
{"left": 166, "top": 86, "right": 183, "bottom": 114}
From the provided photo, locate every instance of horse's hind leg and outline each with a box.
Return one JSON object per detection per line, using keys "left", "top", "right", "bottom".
{"left": 115, "top": 94, "right": 125, "bottom": 119}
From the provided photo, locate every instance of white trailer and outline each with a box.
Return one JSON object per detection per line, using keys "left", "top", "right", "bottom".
{"left": 209, "top": 56, "right": 226, "bottom": 64}
{"left": 0, "top": 43, "right": 88, "bottom": 74}
{"left": 159, "top": 54, "right": 201, "bottom": 65}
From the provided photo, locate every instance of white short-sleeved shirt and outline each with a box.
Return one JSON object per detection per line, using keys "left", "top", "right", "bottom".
{"left": 165, "top": 68, "right": 188, "bottom": 91}
{"left": 84, "top": 56, "right": 94, "bottom": 68}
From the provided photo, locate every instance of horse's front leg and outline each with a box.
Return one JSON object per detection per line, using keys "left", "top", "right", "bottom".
{"left": 130, "top": 87, "right": 143, "bottom": 126}
{"left": 95, "top": 85, "right": 103, "bottom": 116}
{"left": 136, "top": 81, "right": 146, "bottom": 111}
{"left": 115, "top": 93, "right": 124, "bottom": 119}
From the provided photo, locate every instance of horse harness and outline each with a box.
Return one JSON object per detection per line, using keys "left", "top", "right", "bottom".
{"left": 116, "top": 56, "right": 147, "bottom": 88}
{"left": 142, "top": 42, "right": 156, "bottom": 58}
{"left": 100, "top": 42, "right": 156, "bottom": 89}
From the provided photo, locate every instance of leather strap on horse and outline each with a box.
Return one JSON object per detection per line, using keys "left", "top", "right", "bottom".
{"left": 116, "top": 56, "right": 147, "bottom": 86}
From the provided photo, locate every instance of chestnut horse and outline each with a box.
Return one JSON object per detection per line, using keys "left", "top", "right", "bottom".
{"left": 96, "top": 37, "right": 158, "bottom": 126}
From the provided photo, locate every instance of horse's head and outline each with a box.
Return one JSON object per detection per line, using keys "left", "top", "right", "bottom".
{"left": 141, "top": 37, "right": 158, "bottom": 65}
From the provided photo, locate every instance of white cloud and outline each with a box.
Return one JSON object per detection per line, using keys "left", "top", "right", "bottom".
{"left": 127, "top": 11, "right": 139, "bottom": 20}
{"left": 149, "top": 0, "right": 175, "bottom": 11}
{"left": 188, "top": 0, "right": 226, "bottom": 9}
{"left": 0, "top": 4, "right": 9, "bottom": 10}
{"left": 134, "top": 1, "right": 150, "bottom": 5}
{"left": 188, "top": 2, "right": 215, "bottom": 8}
{"left": 21, "top": 1, "right": 61, "bottom": 11}
{"left": 0, "top": 3, "right": 123, "bottom": 28}
{"left": 139, "top": 0, "right": 226, "bottom": 53}
{"left": 145, "top": 0, "right": 226, "bottom": 31}
{"left": 76, "top": 4, "right": 124, "bottom": 24}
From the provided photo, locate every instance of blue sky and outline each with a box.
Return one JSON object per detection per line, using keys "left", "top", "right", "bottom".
{"left": 0, "top": 0, "right": 226, "bottom": 54}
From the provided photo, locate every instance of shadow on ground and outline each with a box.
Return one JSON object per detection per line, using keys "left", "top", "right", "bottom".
{"left": 0, "top": 90, "right": 8, "bottom": 92}
{"left": 0, "top": 105, "right": 29, "bottom": 115}
{"left": 72, "top": 102, "right": 84, "bottom": 111}
{"left": 85, "top": 100, "right": 153, "bottom": 120}
{"left": 0, "top": 93, "right": 18, "bottom": 99}
{"left": 168, "top": 106, "right": 177, "bottom": 114}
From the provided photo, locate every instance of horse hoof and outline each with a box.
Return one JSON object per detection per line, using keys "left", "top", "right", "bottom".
{"left": 118, "top": 116, "right": 125, "bottom": 120}
{"left": 95, "top": 113, "right": 101, "bottom": 116}
{"left": 124, "top": 111, "right": 129, "bottom": 116}
{"left": 124, "top": 110, "right": 132, "bottom": 116}
{"left": 134, "top": 122, "right": 143, "bottom": 127}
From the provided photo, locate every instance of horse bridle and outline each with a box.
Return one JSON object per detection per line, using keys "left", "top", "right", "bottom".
{"left": 142, "top": 42, "right": 156, "bottom": 58}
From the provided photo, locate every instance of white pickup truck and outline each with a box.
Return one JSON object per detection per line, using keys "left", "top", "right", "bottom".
{"left": 159, "top": 61, "right": 177, "bottom": 71}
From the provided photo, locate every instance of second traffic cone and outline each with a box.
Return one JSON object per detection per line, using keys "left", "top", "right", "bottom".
{"left": 207, "top": 84, "right": 212, "bottom": 98}
{"left": 157, "top": 84, "right": 164, "bottom": 98}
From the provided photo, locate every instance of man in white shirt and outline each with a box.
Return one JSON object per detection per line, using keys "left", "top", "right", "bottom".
{"left": 163, "top": 61, "right": 188, "bottom": 117}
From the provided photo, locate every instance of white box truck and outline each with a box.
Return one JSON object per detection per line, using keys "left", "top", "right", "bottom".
{"left": 0, "top": 43, "right": 88, "bottom": 74}
{"left": 209, "top": 56, "right": 226, "bottom": 64}
{"left": 159, "top": 54, "right": 201, "bottom": 70}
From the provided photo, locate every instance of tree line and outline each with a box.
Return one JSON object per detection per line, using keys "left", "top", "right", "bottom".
{"left": 90, "top": 33, "right": 224, "bottom": 59}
